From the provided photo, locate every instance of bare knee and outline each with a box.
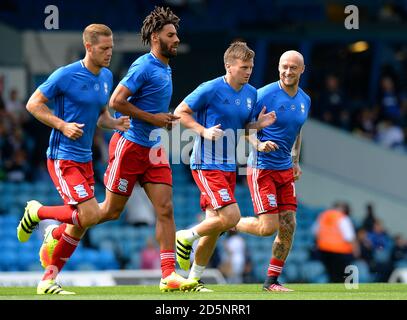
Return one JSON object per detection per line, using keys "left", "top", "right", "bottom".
{"left": 78, "top": 208, "right": 101, "bottom": 228}
{"left": 155, "top": 201, "right": 174, "bottom": 221}
{"left": 259, "top": 222, "right": 279, "bottom": 237}
{"left": 220, "top": 211, "right": 240, "bottom": 231}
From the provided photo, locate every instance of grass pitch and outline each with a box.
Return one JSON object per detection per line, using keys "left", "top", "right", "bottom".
{"left": 0, "top": 283, "right": 406, "bottom": 300}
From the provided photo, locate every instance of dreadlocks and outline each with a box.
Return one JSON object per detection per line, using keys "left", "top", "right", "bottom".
{"left": 141, "top": 6, "right": 180, "bottom": 45}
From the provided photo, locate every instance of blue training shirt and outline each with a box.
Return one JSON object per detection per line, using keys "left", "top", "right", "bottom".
{"left": 185, "top": 76, "right": 257, "bottom": 171}
{"left": 117, "top": 53, "right": 173, "bottom": 147}
{"left": 248, "top": 80, "right": 311, "bottom": 170}
{"left": 39, "top": 60, "right": 113, "bottom": 163}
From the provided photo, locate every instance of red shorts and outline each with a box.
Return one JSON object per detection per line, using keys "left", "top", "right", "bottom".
{"left": 104, "top": 132, "right": 172, "bottom": 196}
{"left": 247, "top": 167, "right": 297, "bottom": 214}
{"left": 47, "top": 159, "right": 95, "bottom": 205}
{"left": 192, "top": 170, "right": 236, "bottom": 211}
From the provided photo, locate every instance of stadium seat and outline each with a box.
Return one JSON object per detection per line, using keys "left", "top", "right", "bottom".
{"left": 300, "top": 260, "right": 328, "bottom": 283}
{"left": 0, "top": 250, "right": 19, "bottom": 271}
{"left": 353, "top": 259, "right": 372, "bottom": 283}
{"left": 282, "top": 263, "right": 300, "bottom": 282}
{"left": 98, "top": 249, "right": 120, "bottom": 270}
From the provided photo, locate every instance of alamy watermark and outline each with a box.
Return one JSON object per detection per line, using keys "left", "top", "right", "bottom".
{"left": 148, "top": 126, "right": 259, "bottom": 175}
{"left": 44, "top": 5, "right": 59, "bottom": 30}
{"left": 344, "top": 5, "right": 359, "bottom": 29}
{"left": 344, "top": 265, "right": 359, "bottom": 289}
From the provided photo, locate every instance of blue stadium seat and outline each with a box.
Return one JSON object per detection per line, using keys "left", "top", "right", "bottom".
{"left": 282, "top": 263, "right": 300, "bottom": 282}
{"left": 300, "top": 260, "right": 328, "bottom": 283}
{"left": 353, "top": 259, "right": 372, "bottom": 283}
{"left": 0, "top": 250, "right": 19, "bottom": 271}
{"left": 98, "top": 249, "right": 120, "bottom": 270}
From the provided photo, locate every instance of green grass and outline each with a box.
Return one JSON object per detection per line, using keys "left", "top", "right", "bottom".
{"left": 0, "top": 283, "right": 406, "bottom": 300}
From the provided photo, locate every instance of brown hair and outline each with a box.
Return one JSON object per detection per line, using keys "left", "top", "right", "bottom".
{"left": 141, "top": 6, "right": 180, "bottom": 45}
{"left": 83, "top": 24, "right": 112, "bottom": 45}
{"left": 224, "top": 41, "right": 255, "bottom": 65}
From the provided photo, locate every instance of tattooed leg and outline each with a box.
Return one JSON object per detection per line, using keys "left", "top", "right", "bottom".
{"left": 272, "top": 210, "right": 296, "bottom": 261}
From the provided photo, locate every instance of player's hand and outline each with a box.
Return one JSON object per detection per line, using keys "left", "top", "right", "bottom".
{"left": 257, "top": 140, "right": 279, "bottom": 152}
{"left": 293, "top": 162, "right": 302, "bottom": 181}
{"left": 151, "top": 113, "right": 180, "bottom": 128}
{"left": 115, "top": 116, "right": 131, "bottom": 132}
{"left": 61, "top": 122, "right": 84, "bottom": 140}
{"left": 203, "top": 124, "right": 224, "bottom": 141}
{"left": 256, "top": 107, "right": 276, "bottom": 129}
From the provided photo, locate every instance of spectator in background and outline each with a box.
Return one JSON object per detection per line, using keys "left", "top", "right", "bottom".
{"left": 219, "top": 230, "right": 247, "bottom": 284}
{"left": 4, "top": 149, "right": 32, "bottom": 182}
{"left": 318, "top": 74, "right": 347, "bottom": 128}
{"left": 5, "top": 88, "right": 28, "bottom": 125}
{"left": 362, "top": 202, "right": 378, "bottom": 232}
{"left": 355, "top": 227, "right": 374, "bottom": 268}
{"left": 378, "top": 76, "right": 402, "bottom": 122}
{"left": 367, "top": 219, "right": 392, "bottom": 251}
{"left": 140, "top": 237, "right": 161, "bottom": 270}
{"left": 313, "top": 201, "right": 359, "bottom": 283}
{"left": 352, "top": 107, "right": 377, "bottom": 140}
{"left": 367, "top": 220, "right": 393, "bottom": 281}
{"left": 390, "top": 234, "right": 407, "bottom": 268}
{"left": 375, "top": 117, "right": 405, "bottom": 150}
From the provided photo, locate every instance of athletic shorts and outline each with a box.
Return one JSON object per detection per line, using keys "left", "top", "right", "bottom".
{"left": 47, "top": 159, "right": 95, "bottom": 205}
{"left": 247, "top": 167, "right": 297, "bottom": 214}
{"left": 104, "top": 132, "right": 172, "bottom": 196}
{"left": 191, "top": 169, "right": 236, "bottom": 212}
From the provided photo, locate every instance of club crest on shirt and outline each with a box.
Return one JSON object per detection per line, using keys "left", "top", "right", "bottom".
{"left": 290, "top": 104, "right": 296, "bottom": 110}
{"left": 247, "top": 98, "right": 252, "bottom": 110}
{"left": 301, "top": 103, "right": 305, "bottom": 113}
{"left": 94, "top": 83, "right": 100, "bottom": 91}
{"left": 218, "top": 189, "right": 231, "bottom": 202}
{"left": 104, "top": 82, "right": 108, "bottom": 94}
{"left": 118, "top": 178, "right": 129, "bottom": 193}
{"left": 267, "top": 194, "right": 277, "bottom": 207}
{"left": 235, "top": 99, "right": 241, "bottom": 106}
{"left": 73, "top": 184, "right": 88, "bottom": 198}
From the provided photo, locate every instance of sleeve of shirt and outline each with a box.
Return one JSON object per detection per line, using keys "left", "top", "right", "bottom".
{"left": 38, "top": 67, "right": 67, "bottom": 100}
{"left": 183, "top": 81, "right": 213, "bottom": 112}
{"left": 339, "top": 216, "right": 356, "bottom": 242}
{"left": 252, "top": 88, "right": 268, "bottom": 121}
{"left": 248, "top": 90, "right": 258, "bottom": 122}
{"left": 120, "top": 62, "right": 146, "bottom": 94}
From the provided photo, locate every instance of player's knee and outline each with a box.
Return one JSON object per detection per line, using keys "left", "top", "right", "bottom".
{"left": 221, "top": 213, "right": 240, "bottom": 230}
{"left": 155, "top": 201, "right": 174, "bottom": 219}
{"left": 260, "top": 223, "right": 278, "bottom": 237}
{"left": 78, "top": 210, "right": 100, "bottom": 228}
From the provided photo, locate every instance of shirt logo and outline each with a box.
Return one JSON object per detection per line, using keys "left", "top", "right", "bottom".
{"left": 278, "top": 105, "right": 285, "bottom": 112}
{"left": 235, "top": 99, "right": 241, "bottom": 106}
{"left": 118, "top": 178, "right": 128, "bottom": 193}
{"left": 290, "top": 104, "right": 296, "bottom": 110}
{"left": 218, "top": 189, "right": 231, "bottom": 202}
{"left": 267, "top": 194, "right": 277, "bottom": 207}
{"left": 94, "top": 83, "right": 100, "bottom": 91}
{"left": 247, "top": 98, "right": 252, "bottom": 110}
{"left": 301, "top": 103, "right": 305, "bottom": 113}
{"left": 223, "top": 99, "right": 230, "bottom": 104}
{"left": 81, "top": 84, "right": 88, "bottom": 91}
{"left": 73, "top": 184, "right": 88, "bottom": 198}
{"left": 104, "top": 82, "right": 108, "bottom": 95}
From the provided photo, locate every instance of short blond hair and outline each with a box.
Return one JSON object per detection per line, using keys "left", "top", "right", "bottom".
{"left": 83, "top": 24, "right": 112, "bottom": 45}
{"left": 224, "top": 41, "right": 255, "bottom": 65}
